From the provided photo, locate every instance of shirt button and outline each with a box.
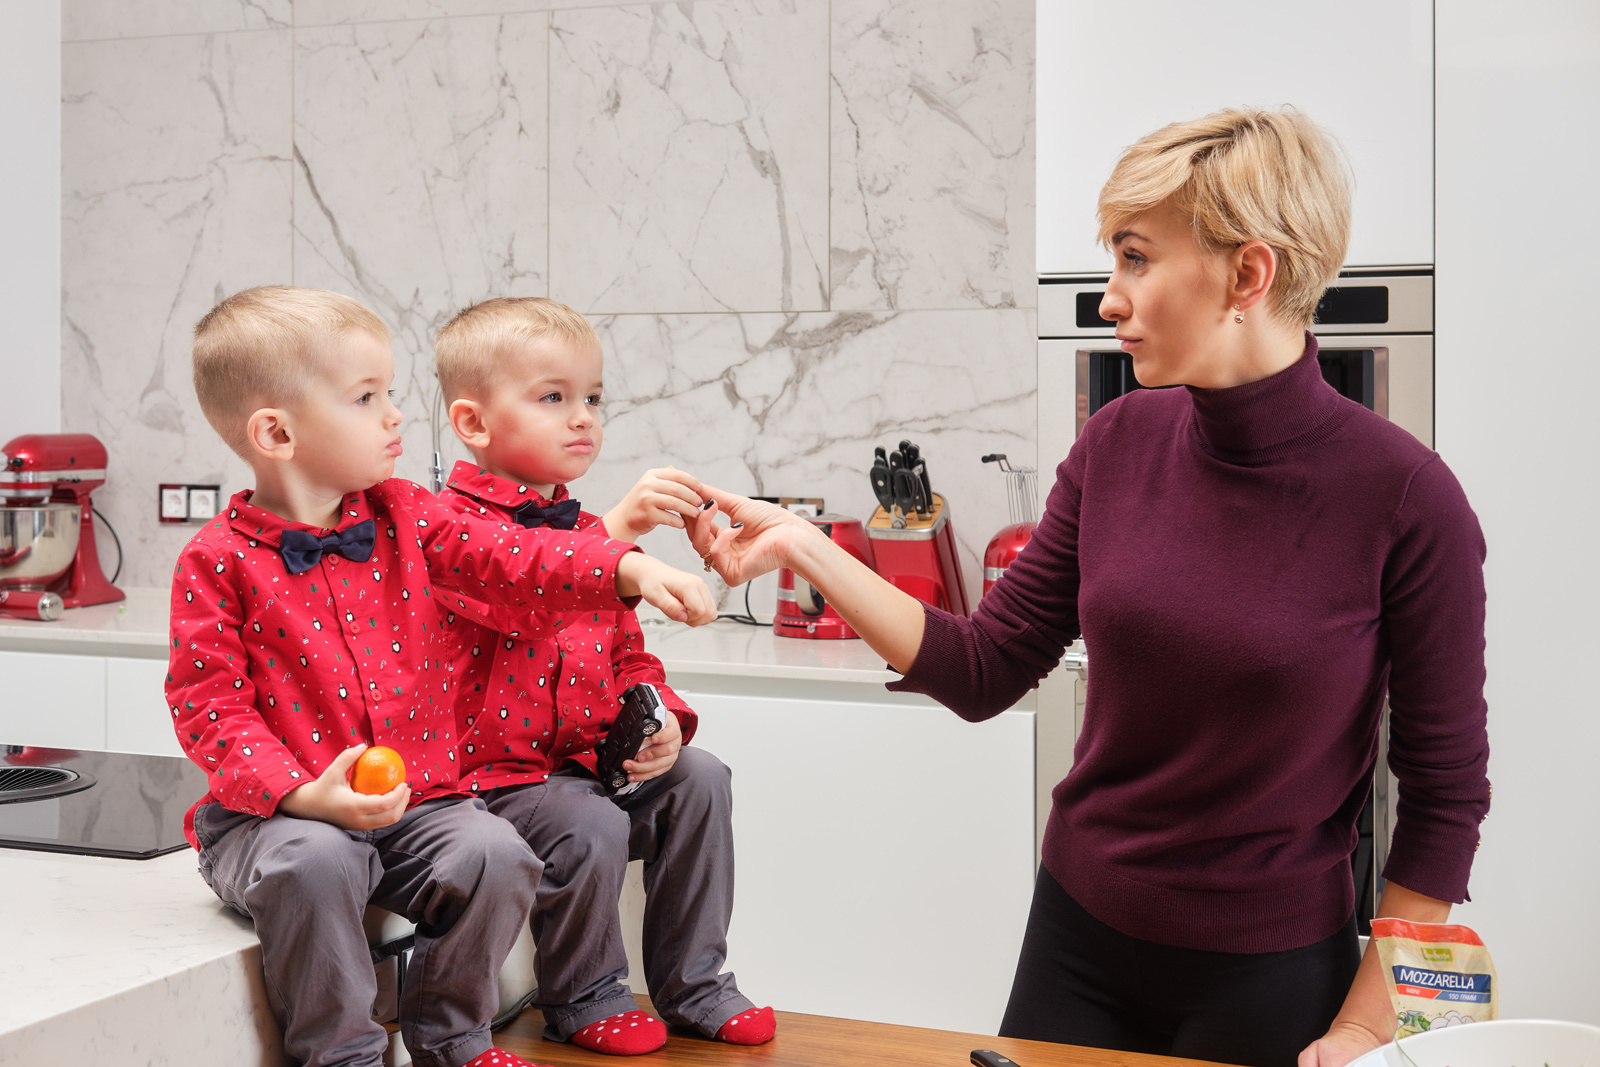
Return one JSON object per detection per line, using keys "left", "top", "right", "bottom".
{"left": 348, "top": 622, "right": 361, "bottom": 635}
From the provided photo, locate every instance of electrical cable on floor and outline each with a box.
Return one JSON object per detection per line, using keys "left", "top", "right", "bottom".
{"left": 91, "top": 505, "right": 123, "bottom": 584}
{"left": 717, "top": 580, "right": 762, "bottom": 626}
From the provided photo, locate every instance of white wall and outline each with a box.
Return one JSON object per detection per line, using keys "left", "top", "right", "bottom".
{"left": 1038, "top": 0, "right": 1434, "bottom": 274}
{"left": 0, "top": 0, "right": 61, "bottom": 436}
{"left": 1437, "top": 0, "right": 1600, "bottom": 1023}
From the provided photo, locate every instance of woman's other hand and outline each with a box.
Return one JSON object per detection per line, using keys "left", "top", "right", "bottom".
{"left": 1297, "top": 1020, "right": 1384, "bottom": 1067}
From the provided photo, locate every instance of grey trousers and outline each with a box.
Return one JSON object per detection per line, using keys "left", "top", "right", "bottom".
{"left": 193, "top": 797, "right": 542, "bottom": 1067}
{"left": 482, "top": 745, "right": 753, "bottom": 1040}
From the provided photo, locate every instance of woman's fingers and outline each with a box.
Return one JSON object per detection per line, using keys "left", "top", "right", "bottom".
{"left": 687, "top": 501, "right": 720, "bottom": 556}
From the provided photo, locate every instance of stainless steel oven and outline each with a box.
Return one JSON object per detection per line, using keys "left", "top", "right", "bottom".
{"left": 1036, "top": 269, "right": 1434, "bottom": 482}
{"left": 1033, "top": 268, "right": 1431, "bottom": 932}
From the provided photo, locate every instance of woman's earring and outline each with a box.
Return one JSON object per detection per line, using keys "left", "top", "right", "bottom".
{"left": 1233, "top": 303, "right": 1244, "bottom": 324}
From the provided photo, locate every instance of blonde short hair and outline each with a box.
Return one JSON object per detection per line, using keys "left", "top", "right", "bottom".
{"left": 192, "top": 286, "right": 389, "bottom": 456}
{"left": 435, "top": 298, "right": 600, "bottom": 403}
{"left": 1097, "top": 107, "right": 1351, "bottom": 325}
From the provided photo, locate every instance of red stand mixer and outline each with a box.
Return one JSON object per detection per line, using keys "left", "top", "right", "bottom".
{"left": 980, "top": 454, "right": 1038, "bottom": 599}
{"left": 773, "top": 515, "right": 876, "bottom": 639}
{"left": 0, "top": 434, "right": 124, "bottom": 621}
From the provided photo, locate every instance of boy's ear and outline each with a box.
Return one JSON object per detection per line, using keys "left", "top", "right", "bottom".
{"left": 448, "top": 398, "right": 491, "bottom": 451}
{"left": 245, "top": 408, "right": 295, "bottom": 462}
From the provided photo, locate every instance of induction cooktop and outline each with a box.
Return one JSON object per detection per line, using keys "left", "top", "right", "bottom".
{"left": 0, "top": 745, "right": 208, "bottom": 859}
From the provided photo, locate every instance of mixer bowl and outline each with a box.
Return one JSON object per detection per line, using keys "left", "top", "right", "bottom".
{"left": 0, "top": 504, "right": 80, "bottom": 590}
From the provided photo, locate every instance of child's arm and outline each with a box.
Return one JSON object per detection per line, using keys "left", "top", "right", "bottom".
{"left": 381, "top": 480, "right": 714, "bottom": 624}
{"left": 167, "top": 544, "right": 313, "bottom": 818}
{"left": 277, "top": 744, "right": 410, "bottom": 830}
{"left": 601, "top": 468, "right": 706, "bottom": 543}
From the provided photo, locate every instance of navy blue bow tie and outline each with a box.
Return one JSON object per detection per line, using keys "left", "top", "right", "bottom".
{"left": 279, "top": 519, "right": 376, "bottom": 574}
{"left": 514, "top": 498, "right": 581, "bottom": 530}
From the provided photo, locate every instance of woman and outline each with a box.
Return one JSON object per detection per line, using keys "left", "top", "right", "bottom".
{"left": 692, "top": 109, "right": 1489, "bottom": 1067}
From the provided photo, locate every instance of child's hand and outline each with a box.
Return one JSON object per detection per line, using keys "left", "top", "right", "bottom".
{"left": 616, "top": 553, "right": 717, "bottom": 626}
{"left": 623, "top": 710, "right": 682, "bottom": 784}
{"left": 276, "top": 744, "right": 411, "bottom": 831}
{"left": 602, "top": 468, "right": 706, "bottom": 543}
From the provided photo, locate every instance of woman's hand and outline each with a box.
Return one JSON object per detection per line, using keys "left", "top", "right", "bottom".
{"left": 602, "top": 468, "right": 705, "bottom": 543}
{"left": 691, "top": 484, "right": 927, "bottom": 671}
{"left": 1300, "top": 880, "right": 1449, "bottom": 1067}
{"left": 689, "top": 485, "right": 823, "bottom": 586}
{"left": 276, "top": 744, "right": 411, "bottom": 831}
{"left": 1298, "top": 1020, "right": 1385, "bottom": 1067}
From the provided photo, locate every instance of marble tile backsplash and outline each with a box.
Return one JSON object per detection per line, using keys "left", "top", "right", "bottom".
{"left": 60, "top": 0, "right": 1037, "bottom": 606}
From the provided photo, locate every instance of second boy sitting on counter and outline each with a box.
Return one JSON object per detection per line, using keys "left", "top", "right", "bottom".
{"left": 433, "top": 298, "right": 774, "bottom": 1055}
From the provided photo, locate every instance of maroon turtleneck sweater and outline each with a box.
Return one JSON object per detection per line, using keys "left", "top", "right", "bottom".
{"left": 891, "top": 335, "right": 1490, "bottom": 953}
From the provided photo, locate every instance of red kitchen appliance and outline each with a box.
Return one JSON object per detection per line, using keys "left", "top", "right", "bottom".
{"left": 865, "top": 439, "right": 969, "bottom": 617}
{"left": 866, "top": 495, "right": 970, "bottom": 617}
{"left": 774, "top": 514, "right": 876, "bottom": 639}
{"left": 980, "top": 454, "right": 1039, "bottom": 599}
{"left": 0, "top": 434, "right": 124, "bottom": 620}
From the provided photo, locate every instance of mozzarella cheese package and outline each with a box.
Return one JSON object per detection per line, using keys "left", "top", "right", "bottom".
{"left": 1372, "top": 918, "right": 1498, "bottom": 1037}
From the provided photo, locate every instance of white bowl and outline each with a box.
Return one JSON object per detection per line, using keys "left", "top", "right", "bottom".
{"left": 1349, "top": 1019, "right": 1600, "bottom": 1067}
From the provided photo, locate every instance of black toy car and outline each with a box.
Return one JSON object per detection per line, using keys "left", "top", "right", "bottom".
{"left": 593, "top": 683, "right": 666, "bottom": 795}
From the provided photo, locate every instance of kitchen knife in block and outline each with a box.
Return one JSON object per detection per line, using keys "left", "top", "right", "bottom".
{"left": 902, "top": 440, "right": 933, "bottom": 509}
{"left": 870, "top": 449, "right": 895, "bottom": 512}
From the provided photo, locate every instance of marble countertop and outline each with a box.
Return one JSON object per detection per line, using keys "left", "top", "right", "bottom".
{"left": 0, "top": 587, "right": 906, "bottom": 684}
{"left": 0, "top": 586, "right": 170, "bottom": 657}
{"left": 1, "top": 847, "right": 256, "bottom": 1035}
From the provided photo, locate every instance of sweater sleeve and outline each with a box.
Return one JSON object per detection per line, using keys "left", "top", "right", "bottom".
{"left": 887, "top": 439, "right": 1086, "bottom": 720}
{"left": 1379, "top": 455, "right": 1491, "bottom": 903}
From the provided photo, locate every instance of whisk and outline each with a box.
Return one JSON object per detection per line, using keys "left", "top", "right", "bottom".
{"left": 981, "top": 454, "right": 1038, "bottom": 525}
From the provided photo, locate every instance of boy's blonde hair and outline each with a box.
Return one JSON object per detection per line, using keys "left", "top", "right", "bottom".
{"left": 192, "top": 286, "right": 390, "bottom": 456}
{"left": 435, "top": 298, "right": 600, "bottom": 403}
{"left": 1097, "top": 107, "right": 1351, "bottom": 325}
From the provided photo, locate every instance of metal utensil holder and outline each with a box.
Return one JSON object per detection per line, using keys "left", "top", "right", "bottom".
{"left": 981, "top": 454, "right": 1038, "bottom": 525}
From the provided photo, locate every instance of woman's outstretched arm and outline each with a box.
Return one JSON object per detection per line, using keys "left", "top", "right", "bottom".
{"left": 695, "top": 467, "right": 1082, "bottom": 721}
{"left": 693, "top": 488, "right": 926, "bottom": 671}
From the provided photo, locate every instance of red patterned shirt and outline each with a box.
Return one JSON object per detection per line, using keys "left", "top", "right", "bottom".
{"left": 438, "top": 462, "right": 696, "bottom": 792}
{"left": 166, "top": 478, "right": 639, "bottom": 845}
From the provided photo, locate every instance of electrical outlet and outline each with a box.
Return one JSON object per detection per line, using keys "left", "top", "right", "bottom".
{"left": 188, "top": 486, "right": 218, "bottom": 520}
{"left": 159, "top": 483, "right": 223, "bottom": 524}
{"left": 159, "top": 485, "right": 189, "bottom": 522}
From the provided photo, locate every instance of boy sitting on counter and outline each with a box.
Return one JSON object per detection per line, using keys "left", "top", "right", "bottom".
{"left": 431, "top": 297, "right": 775, "bottom": 1054}
{"left": 166, "top": 286, "right": 715, "bottom": 1067}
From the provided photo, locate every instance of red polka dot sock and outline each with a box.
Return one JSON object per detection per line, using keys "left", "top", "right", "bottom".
{"left": 459, "top": 1050, "right": 553, "bottom": 1067}
{"left": 569, "top": 1009, "right": 668, "bottom": 1056}
{"left": 715, "top": 1006, "right": 776, "bottom": 1045}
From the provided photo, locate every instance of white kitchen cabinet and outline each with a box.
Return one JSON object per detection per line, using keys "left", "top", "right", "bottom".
{"left": 681, "top": 688, "right": 1035, "bottom": 1036}
{"left": 1038, "top": 0, "right": 1433, "bottom": 273}
{"left": 105, "top": 656, "right": 181, "bottom": 758}
{"left": 0, "top": 649, "right": 107, "bottom": 750}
